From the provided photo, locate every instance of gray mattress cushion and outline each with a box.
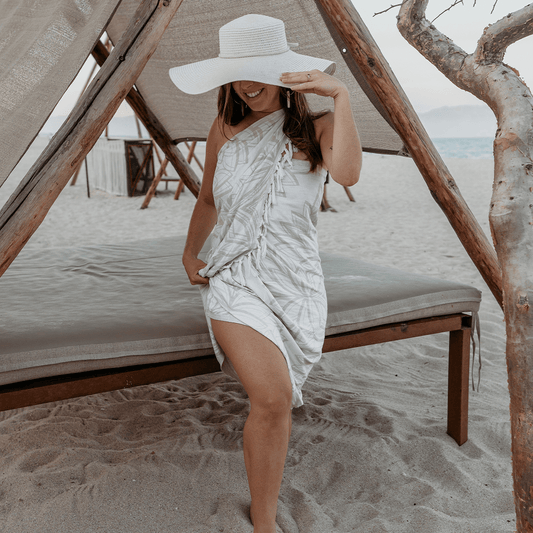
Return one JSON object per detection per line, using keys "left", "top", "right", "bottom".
{"left": 0, "top": 236, "right": 481, "bottom": 386}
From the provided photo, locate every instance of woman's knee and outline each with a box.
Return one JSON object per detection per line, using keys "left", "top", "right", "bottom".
{"left": 250, "top": 388, "right": 292, "bottom": 420}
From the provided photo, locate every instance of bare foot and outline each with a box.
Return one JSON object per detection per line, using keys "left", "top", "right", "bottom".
{"left": 250, "top": 505, "right": 279, "bottom": 533}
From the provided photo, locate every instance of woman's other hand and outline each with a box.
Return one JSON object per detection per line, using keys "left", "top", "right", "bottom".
{"left": 183, "top": 254, "right": 209, "bottom": 285}
{"left": 279, "top": 70, "right": 348, "bottom": 99}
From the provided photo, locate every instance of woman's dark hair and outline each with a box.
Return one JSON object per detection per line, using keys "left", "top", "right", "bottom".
{"left": 217, "top": 84, "right": 327, "bottom": 172}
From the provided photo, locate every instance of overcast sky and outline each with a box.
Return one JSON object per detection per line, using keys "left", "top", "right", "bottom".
{"left": 52, "top": 0, "right": 533, "bottom": 116}
{"left": 355, "top": 0, "right": 533, "bottom": 112}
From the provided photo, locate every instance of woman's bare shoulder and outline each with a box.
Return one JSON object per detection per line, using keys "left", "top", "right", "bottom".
{"left": 206, "top": 116, "right": 231, "bottom": 156}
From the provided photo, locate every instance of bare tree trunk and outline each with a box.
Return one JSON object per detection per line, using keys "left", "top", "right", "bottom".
{"left": 397, "top": 2, "right": 533, "bottom": 530}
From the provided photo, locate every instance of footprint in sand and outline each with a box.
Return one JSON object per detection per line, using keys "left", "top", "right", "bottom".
{"left": 18, "top": 448, "right": 61, "bottom": 473}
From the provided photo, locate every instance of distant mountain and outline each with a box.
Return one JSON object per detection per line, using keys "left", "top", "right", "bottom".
{"left": 418, "top": 105, "right": 496, "bottom": 139}
{"left": 41, "top": 115, "right": 148, "bottom": 138}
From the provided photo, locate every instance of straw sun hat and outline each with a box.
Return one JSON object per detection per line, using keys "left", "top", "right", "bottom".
{"left": 169, "top": 14, "right": 336, "bottom": 95}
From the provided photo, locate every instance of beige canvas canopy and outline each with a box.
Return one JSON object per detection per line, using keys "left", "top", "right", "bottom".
{"left": 0, "top": 0, "right": 501, "bottom": 306}
{"left": 0, "top": 0, "right": 122, "bottom": 185}
{"left": 104, "top": 0, "right": 404, "bottom": 153}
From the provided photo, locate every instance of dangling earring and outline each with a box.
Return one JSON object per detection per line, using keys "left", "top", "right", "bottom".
{"left": 286, "top": 89, "right": 291, "bottom": 109}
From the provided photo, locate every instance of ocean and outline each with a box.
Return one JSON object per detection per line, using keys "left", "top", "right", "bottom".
{"left": 432, "top": 137, "right": 493, "bottom": 159}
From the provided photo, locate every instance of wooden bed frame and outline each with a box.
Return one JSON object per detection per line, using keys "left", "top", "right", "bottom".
{"left": 0, "top": 313, "right": 471, "bottom": 445}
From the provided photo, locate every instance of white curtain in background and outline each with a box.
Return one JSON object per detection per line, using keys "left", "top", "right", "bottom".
{"left": 86, "top": 138, "right": 128, "bottom": 196}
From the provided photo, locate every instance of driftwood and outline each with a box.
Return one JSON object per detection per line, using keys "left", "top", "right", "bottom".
{"left": 396, "top": 2, "right": 533, "bottom": 531}
{"left": 315, "top": 0, "right": 503, "bottom": 308}
{"left": 91, "top": 40, "right": 201, "bottom": 198}
{"left": 0, "top": 0, "right": 185, "bottom": 278}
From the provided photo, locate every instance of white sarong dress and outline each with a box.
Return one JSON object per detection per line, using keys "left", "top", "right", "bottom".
{"left": 198, "top": 109, "right": 327, "bottom": 408}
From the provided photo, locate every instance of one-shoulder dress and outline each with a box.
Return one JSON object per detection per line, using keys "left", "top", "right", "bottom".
{"left": 198, "top": 109, "right": 328, "bottom": 408}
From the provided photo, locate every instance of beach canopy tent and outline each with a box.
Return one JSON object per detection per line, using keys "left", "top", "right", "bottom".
{"left": 0, "top": 0, "right": 501, "bottom": 303}
{"left": 0, "top": 0, "right": 495, "bottom": 444}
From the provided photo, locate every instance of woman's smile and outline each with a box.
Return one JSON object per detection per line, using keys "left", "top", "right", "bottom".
{"left": 232, "top": 81, "right": 281, "bottom": 115}
{"left": 245, "top": 88, "right": 263, "bottom": 98}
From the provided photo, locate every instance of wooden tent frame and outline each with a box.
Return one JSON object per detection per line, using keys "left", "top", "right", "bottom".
{"left": 0, "top": 0, "right": 500, "bottom": 445}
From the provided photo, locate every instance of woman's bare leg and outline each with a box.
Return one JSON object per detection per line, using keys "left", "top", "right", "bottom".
{"left": 211, "top": 319, "right": 293, "bottom": 533}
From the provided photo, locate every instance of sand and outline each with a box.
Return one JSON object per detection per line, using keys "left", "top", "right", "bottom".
{"left": 0, "top": 138, "right": 514, "bottom": 532}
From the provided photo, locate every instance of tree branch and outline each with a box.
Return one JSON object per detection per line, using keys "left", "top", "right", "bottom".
{"left": 373, "top": 3, "right": 402, "bottom": 17}
{"left": 431, "top": 0, "right": 463, "bottom": 24}
{"left": 397, "top": 0, "right": 470, "bottom": 92}
{"left": 475, "top": 4, "right": 533, "bottom": 63}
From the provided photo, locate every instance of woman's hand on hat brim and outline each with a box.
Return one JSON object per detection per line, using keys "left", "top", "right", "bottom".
{"left": 280, "top": 69, "right": 347, "bottom": 99}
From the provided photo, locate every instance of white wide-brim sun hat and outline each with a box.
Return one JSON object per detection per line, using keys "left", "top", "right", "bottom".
{"left": 169, "top": 14, "right": 336, "bottom": 95}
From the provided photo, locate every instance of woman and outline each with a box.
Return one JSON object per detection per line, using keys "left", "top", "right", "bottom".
{"left": 169, "top": 14, "right": 362, "bottom": 533}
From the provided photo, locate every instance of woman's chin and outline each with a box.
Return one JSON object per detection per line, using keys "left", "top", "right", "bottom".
{"left": 249, "top": 103, "right": 283, "bottom": 115}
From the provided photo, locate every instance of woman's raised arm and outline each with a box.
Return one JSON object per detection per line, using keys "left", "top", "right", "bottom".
{"left": 279, "top": 70, "right": 362, "bottom": 186}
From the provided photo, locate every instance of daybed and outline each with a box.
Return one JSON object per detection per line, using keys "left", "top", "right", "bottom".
{"left": 0, "top": 236, "right": 481, "bottom": 445}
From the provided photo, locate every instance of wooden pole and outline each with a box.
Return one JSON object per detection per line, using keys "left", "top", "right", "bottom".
{"left": 184, "top": 141, "right": 204, "bottom": 171}
{"left": 70, "top": 39, "right": 113, "bottom": 187}
{"left": 150, "top": 139, "right": 169, "bottom": 188}
{"left": 321, "top": 184, "right": 336, "bottom": 212}
{"left": 174, "top": 179, "right": 184, "bottom": 200}
{"left": 141, "top": 157, "right": 169, "bottom": 209}
{"left": 129, "top": 143, "right": 153, "bottom": 194}
{"left": 151, "top": 138, "right": 168, "bottom": 175}
{"left": 70, "top": 164, "right": 83, "bottom": 187}
{"left": 171, "top": 141, "right": 202, "bottom": 200}
{"left": 84, "top": 158, "right": 90, "bottom": 199}
{"left": 70, "top": 55, "right": 101, "bottom": 187}
{"left": 186, "top": 141, "right": 196, "bottom": 162}
{"left": 135, "top": 115, "right": 143, "bottom": 138}
{"left": 314, "top": 0, "right": 503, "bottom": 308}
{"left": 91, "top": 40, "right": 201, "bottom": 198}
{"left": 0, "top": 0, "right": 185, "bottom": 278}
{"left": 344, "top": 186, "right": 355, "bottom": 202}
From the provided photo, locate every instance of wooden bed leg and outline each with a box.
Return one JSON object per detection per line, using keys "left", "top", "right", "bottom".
{"left": 174, "top": 179, "right": 184, "bottom": 200}
{"left": 447, "top": 326, "right": 471, "bottom": 445}
{"left": 140, "top": 157, "right": 168, "bottom": 209}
